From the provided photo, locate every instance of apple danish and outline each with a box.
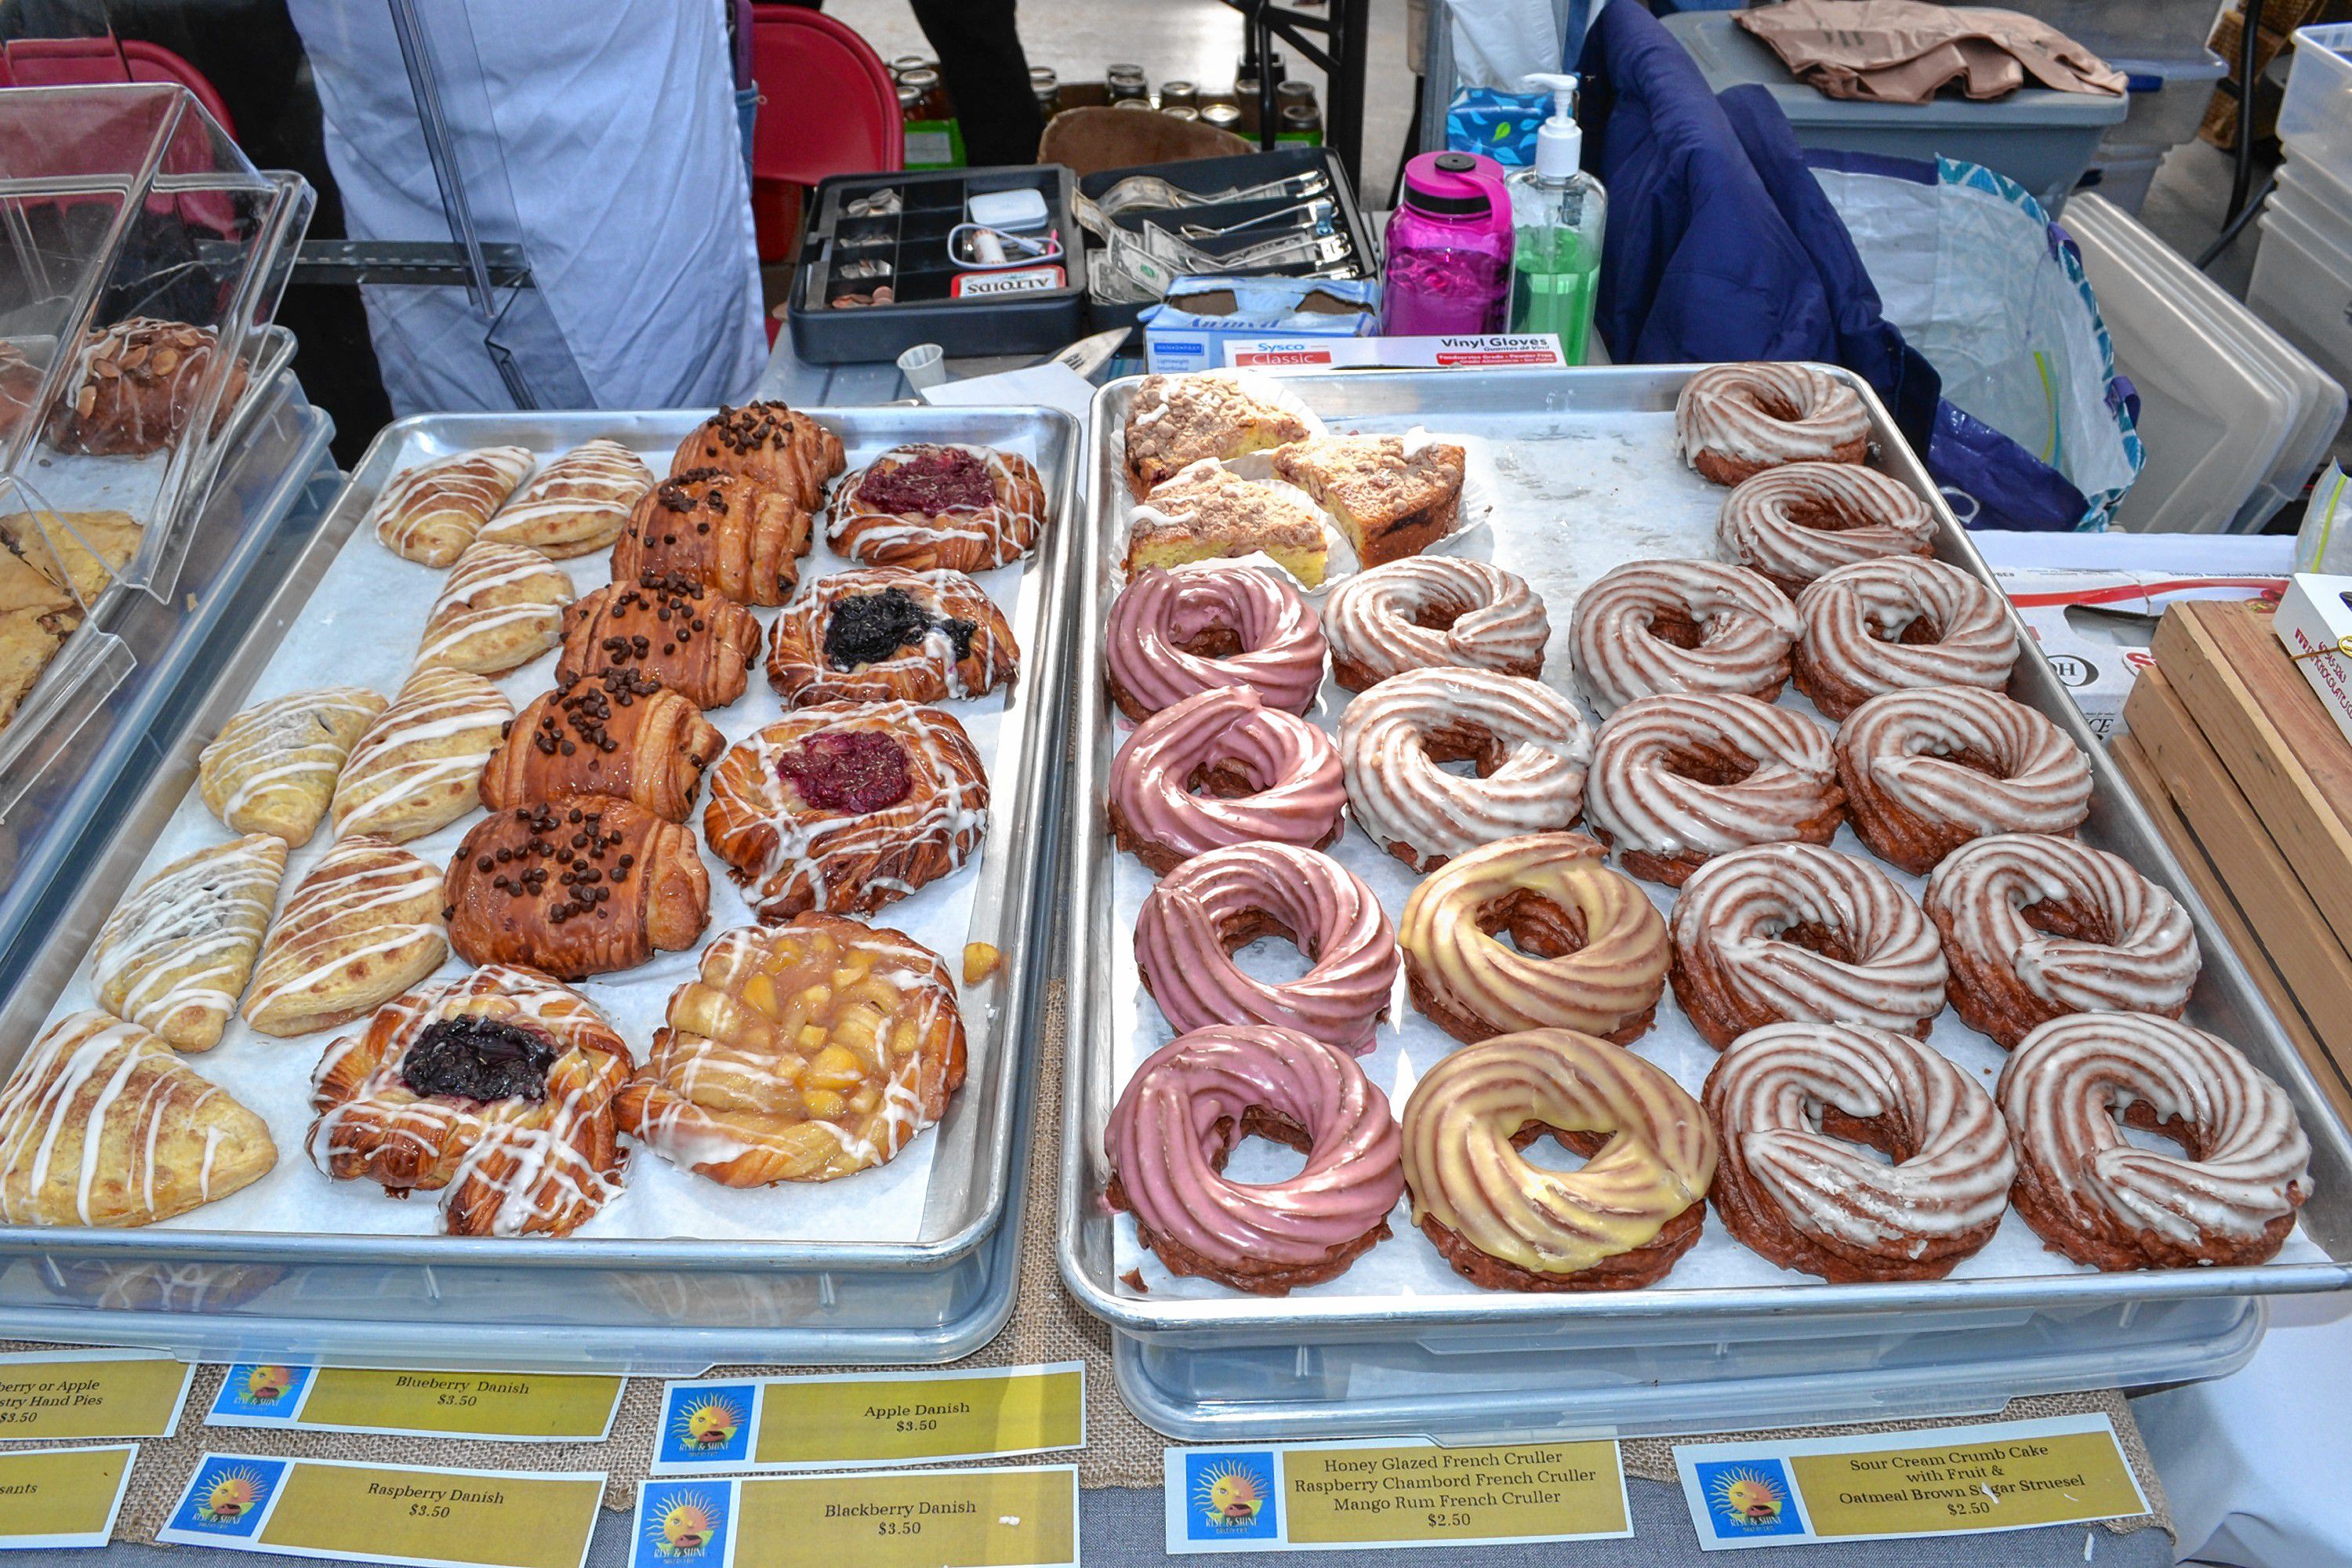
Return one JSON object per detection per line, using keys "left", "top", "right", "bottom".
{"left": 619, "top": 915, "right": 967, "bottom": 1184}
{"left": 309, "top": 965, "right": 632, "bottom": 1236}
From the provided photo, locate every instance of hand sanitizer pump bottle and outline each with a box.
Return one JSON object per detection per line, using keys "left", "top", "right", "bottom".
{"left": 1505, "top": 72, "right": 1607, "bottom": 361}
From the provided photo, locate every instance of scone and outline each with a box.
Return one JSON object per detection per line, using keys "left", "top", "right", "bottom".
{"left": 0, "top": 545, "right": 82, "bottom": 731}
{"left": 414, "top": 540, "right": 575, "bottom": 674}
{"left": 1272, "top": 432, "right": 1465, "bottom": 567}
{"left": 10, "top": 510, "right": 143, "bottom": 603}
{"left": 1127, "top": 461, "right": 1330, "bottom": 588}
{"left": 329, "top": 666, "right": 514, "bottom": 843}
{"left": 477, "top": 437, "right": 653, "bottom": 558}
{"left": 199, "top": 686, "right": 387, "bottom": 847}
{"left": 243, "top": 835, "right": 448, "bottom": 1037}
{"left": 0, "top": 1011, "right": 276, "bottom": 1226}
{"left": 368, "top": 446, "right": 535, "bottom": 567}
{"left": 1123, "top": 373, "right": 1311, "bottom": 498}
{"left": 91, "top": 833, "right": 289, "bottom": 1051}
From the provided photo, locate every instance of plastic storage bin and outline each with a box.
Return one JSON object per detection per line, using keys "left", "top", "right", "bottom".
{"left": 2001, "top": 0, "right": 2233, "bottom": 69}
{"left": 2278, "top": 22, "right": 2352, "bottom": 172}
{"left": 2276, "top": 159, "right": 2352, "bottom": 261}
{"left": 2077, "top": 146, "right": 2165, "bottom": 214}
{"left": 2064, "top": 191, "right": 2344, "bottom": 532}
{"left": 2107, "top": 51, "right": 2233, "bottom": 153}
{"left": 1663, "top": 10, "right": 2129, "bottom": 209}
{"left": 2251, "top": 201, "right": 2352, "bottom": 395}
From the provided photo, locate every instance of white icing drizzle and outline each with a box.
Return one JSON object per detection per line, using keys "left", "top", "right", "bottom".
{"left": 1926, "top": 833, "right": 2201, "bottom": 1015}
{"left": 1676, "top": 363, "right": 1868, "bottom": 470}
{"left": 198, "top": 687, "right": 385, "bottom": 841}
{"left": 702, "top": 702, "right": 989, "bottom": 920}
{"left": 1836, "top": 685, "right": 2091, "bottom": 840}
{"left": 413, "top": 540, "right": 575, "bottom": 673}
{"left": 90, "top": 833, "right": 287, "bottom": 1050}
{"left": 827, "top": 443, "right": 1047, "bottom": 567}
{"left": 307, "top": 965, "right": 629, "bottom": 1236}
{"left": 1795, "top": 557, "right": 2019, "bottom": 702}
{"left": 368, "top": 446, "right": 534, "bottom": 563}
{"left": 1586, "top": 691, "right": 1838, "bottom": 859}
{"left": 1716, "top": 461, "right": 1935, "bottom": 588}
{"left": 477, "top": 437, "right": 652, "bottom": 553}
{"left": 1338, "top": 665, "right": 1591, "bottom": 865}
{"left": 331, "top": 666, "right": 514, "bottom": 842}
{"left": 1999, "top": 1012, "right": 2309, "bottom": 1246}
{"left": 243, "top": 836, "right": 446, "bottom": 1033}
{"left": 1568, "top": 557, "right": 1800, "bottom": 714}
{"left": 1672, "top": 843, "right": 1947, "bottom": 1033}
{"left": 770, "top": 566, "right": 1018, "bottom": 706}
{"left": 1324, "top": 556, "right": 1549, "bottom": 685}
{"left": 1708, "top": 1021, "right": 2015, "bottom": 1255}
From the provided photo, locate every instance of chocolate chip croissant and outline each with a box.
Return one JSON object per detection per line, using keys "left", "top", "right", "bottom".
{"left": 445, "top": 797, "right": 710, "bottom": 979}
{"left": 555, "top": 574, "right": 763, "bottom": 710}
{"left": 670, "top": 401, "right": 845, "bottom": 510}
{"left": 309, "top": 965, "right": 632, "bottom": 1236}
{"left": 611, "top": 470, "right": 810, "bottom": 607}
{"left": 478, "top": 674, "right": 724, "bottom": 822}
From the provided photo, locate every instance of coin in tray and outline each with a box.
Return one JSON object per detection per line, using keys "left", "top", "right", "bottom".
{"left": 828, "top": 442, "right": 1050, "bottom": 573}
{"left": 766, "top": 566, "right": 1018, "bottom": 707}
{"left": 0, "top": 1011, "right": 275, "bottom": 1226}
{"left": 368, "top": 445, "right": 535, "bottom": 568}
{"left": 444, "top": 797, "right": 710, "bottom": 980}
{"left": 619, "top": 915, "right": 967, "bottom": 1185}
{"left": 1127, "top": 462, "right": 1329, "bottom": 588}
{"left": 703, "top": 702, "right": 989, "bottom": 921}
{"left": 477, "top": 437, "right": 654, "bottom": 558}
{"left": 1122, "top": 372, "right": 1310, "bottom": 498}
{"left": 310, "top": 964, "right": 632, "bottom": 1237}
{"left": 615, "top": 469, "right": 811, "bottom": 607}
{"left": 1271, "top": 430, "right": 1465, "bottom": 568}
{"left": 670, "top": 400, "right": 844, "bottom": 510}
{"left": 556, "top": 574, "right": 764, "bottom": 710}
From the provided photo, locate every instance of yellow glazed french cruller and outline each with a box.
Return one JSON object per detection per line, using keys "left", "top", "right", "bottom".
{"left": 1396, "top": 831, "right": 1669, "bottom": 1045}
{"left": 1400, "top": 1028, "right": 1718, "bottom": 1291}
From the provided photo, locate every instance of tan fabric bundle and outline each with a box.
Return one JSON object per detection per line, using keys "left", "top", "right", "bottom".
{"left": 1739, "top": 0, "right": 2127, "bottom": 104}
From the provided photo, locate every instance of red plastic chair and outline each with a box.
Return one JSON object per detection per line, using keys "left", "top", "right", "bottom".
{"left": 747, "top": 5, "right": 902, "bottom": 264}
{"left": 0, "top": 37, "right": 237, "bottom": 139}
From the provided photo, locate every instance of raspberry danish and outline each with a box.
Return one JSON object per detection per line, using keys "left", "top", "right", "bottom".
{"left": 828, "top": 442, "right": 1049, "bottom": 572}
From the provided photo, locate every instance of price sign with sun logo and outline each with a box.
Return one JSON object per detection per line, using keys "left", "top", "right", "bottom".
{"left": 1697, "top": 1461, "right": 1806, "bottom": 1539}
{"left": 659, "top": 1387, "right": 753, "bottom": 1468}
{"left": 210, "top": 1363, "right": 310, "bottom": 1422}
{"left": 1181, "top": 1453, "right": 1279, "bottom": 1543}
{"left": 637, "top": 1483, "right": 730, "bottom": 1564}
{"left": 165, "top": 1456, "right": 287, "bottom": 1540}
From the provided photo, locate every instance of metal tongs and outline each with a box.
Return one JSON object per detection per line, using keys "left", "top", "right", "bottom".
{"left": 1074, "top": 169, "right": 1331, "bottom": 237}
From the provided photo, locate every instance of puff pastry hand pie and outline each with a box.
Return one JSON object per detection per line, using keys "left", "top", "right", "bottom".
{"left": 477, "top": 437, "right": 654, "bottom": 558}
{"left": 670, "top": 401, "right": 844, "bottom": 510}
{"left": 244, "top": 835, "right": 448, "bottom": 1037}
{"left": 554, "top": 574, "right": 763, "bottom": 710}
{"left": 330, "top": 666, "right": 514, "bottom": 844}
{"left": 92, "top": 833, "right": 289, "bottom": 1051}
{"left": 765, "top": 566, "right": 1018, "bottom": 707}
{"left": 370, "top": 445, "right": 535, "bottom": 567}
{"left": 0, "top": 1011, "right": 275, "bottom": 1225}
{"left": 445, "top": 797, "right": 710, "bottom": 979}
{"left": 702, "top": 702, "right": 989, "bottom": 921}
{"left": 415, "top": 540, "right": 576, "bottom": 675}
{"left": 199, "top": 686, "right": 387, "bottom": 847}
{"left": 309, "top": 965, "right": 632, "bottom": 1236}
{"left": 619, "top": 915, "right": 967, "bottom": 1184}
{"left": 611, "top": 470, "right": 810, "bottom": 607}
{"left": 478, "top": 675, "right": 724, "bottom": 823}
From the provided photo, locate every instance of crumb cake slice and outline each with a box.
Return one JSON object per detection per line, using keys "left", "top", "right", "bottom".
{"left": 1272, "top": 433, "right": 1465, "bottom": 567}
{"left": 1123, "top": 373, "right": 1312, "bottom": 498}
{"left": 1126, "top": 463, "right": 1330, "bottom": 587}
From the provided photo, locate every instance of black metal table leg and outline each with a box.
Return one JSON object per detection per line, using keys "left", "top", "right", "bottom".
{"left": 1221, "top": 0, "right": 1372, "bottom": 191}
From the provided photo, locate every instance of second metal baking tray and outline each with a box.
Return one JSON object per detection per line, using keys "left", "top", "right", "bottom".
{"left": 1057, "top": 365, "right": 2352, "bottom": 1365}
{"left": 0, "top": 403, "right": 1078, "bottom": 1370}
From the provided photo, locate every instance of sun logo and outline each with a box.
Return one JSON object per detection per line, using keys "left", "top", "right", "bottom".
{"left": 646, "top": 1490, "right": 723, "bottom": 1560}
{"left": 195, "top": 1465, "right": 270, "bottom": 1525}
{"left": 671, "top": 1394, "right": 744, "bottom": 1452}
{"left": 236, "top": 1365, "right": 294, "bottom": 1406}
{"left": 1193, "top": 1460, "right": 1267, "bottom": 1529}
{"left": 1708, "top": 1466, "right": 1788, "bottom": 1527}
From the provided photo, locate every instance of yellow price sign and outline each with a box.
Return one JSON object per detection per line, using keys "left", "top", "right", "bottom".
{"left": 0, "top": 1350, "right": 192, "bottom": 1439}
{"left": 653, "top": 1363, "right": 1083, "bottom": 1473}
{"left": 633, "top": 1465, "right": 1079, "bottom": 1568}
{"left": 1676, "top": 1414, "right": 2148, "bottom": 1549}
{"left": 158, "top": 1454, "right": 606, "bottom": 1568}
{"left": 208, "top": 1363, "right": 622, "bottom": 1443}
{"left": 0, "top": 1443, "right": 138, "bottom": 1548}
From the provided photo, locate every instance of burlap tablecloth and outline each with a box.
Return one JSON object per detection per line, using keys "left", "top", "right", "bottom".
{"left": 2, "top": 984, "right": 2169, "bottom": 1541}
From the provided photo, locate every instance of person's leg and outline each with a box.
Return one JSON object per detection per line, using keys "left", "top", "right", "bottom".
{"left": 906, "top": 0, "right": 1044, "bottom": 166}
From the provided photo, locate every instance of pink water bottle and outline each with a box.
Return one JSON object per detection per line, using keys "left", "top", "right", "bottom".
{"left": 1382, "top": 151, "right": 1514, "bottom": 336}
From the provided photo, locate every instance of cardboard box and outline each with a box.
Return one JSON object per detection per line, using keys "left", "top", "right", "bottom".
{"left": 1139, "top": 276, "right": 1377, "bottom": 373}
{"left": 1991, "top": 567, "right": 2286, "bottom": 738}
{"left": 2274, "top": 572, "right": 2352, "bottom": 750}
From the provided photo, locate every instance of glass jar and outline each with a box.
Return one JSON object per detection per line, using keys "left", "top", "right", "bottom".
{"left": 1163, "top": 105, "right": 1200, "bottom": 121}
{"left": 1160, "top": 79, "right": 1198, "bottom": 111}
{"left": 1200, "top": 102, "right": 1243, "bottom": 134}
{"left": 1279, "top": 103, "right": 1322, "bottom": 144}
{"left": 1029, "top": 67, "right": 1059, "bottom": 118}
{"left": 1106, "top": 64, "right": 1149, "bottom": 103}
{"left": 898, "top": 67, "right": 950, "bottom": 121}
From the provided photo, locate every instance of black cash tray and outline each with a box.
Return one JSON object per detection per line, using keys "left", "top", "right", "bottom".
{"left": 1076, "top": 146, "right": 1378, "bottom": 330}
{"left": 788, "top": 165, "right": 1088, "bottom": 364}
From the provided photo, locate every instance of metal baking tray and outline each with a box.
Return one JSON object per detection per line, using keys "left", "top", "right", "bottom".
{"left": 1057, "top": 366, "right": 2352, "bottom": 1376}
{"left": 0, "top": 405, "right": 1078, "bottom": 1371}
